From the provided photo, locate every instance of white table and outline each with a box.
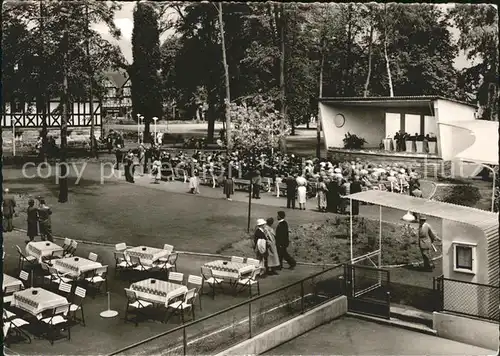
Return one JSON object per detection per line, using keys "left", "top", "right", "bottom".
{"left": 53, "top": 257, "right": 102, "bottom": 278}
{"left": 26, "top": 241, "right": 64, "bottom": 262}
{"left": 204, "top": 260, "right": 255, "bottom": 280}
{"left": 130, "top": 279, "right": 187, "bottom": 305}
{"left": 3, "top": 274, "right": 24, "bottom": 290}
{"left": 12, "top": 287, "right": 68, "bottom": 319}
{"left": 125, "top": 246, "right": 170, "bottom": 266}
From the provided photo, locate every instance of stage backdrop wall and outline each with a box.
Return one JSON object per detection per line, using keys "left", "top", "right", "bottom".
{"left": 319, "top": 103, "right": 385, "bottom": 149}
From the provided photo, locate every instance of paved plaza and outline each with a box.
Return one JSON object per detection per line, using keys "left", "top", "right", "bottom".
{"left": 265, "top": 317, "right": 496, "bottom": 355}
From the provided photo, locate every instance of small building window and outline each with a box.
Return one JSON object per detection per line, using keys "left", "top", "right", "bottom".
{"left": 452, "top": 242, "right": 477, "bottom": 274}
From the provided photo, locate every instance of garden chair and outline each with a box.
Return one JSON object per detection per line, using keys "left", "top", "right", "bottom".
{"left": 3, "top": 284, "right": 21, "bottom": 305}
{"left": 58, "top": 282, "right": 73, "bottom": 301}
{"left": 130, "top": 256, "right": 152, "bottom": 273}
{"left": 166, "top": 289, "right": 196, "bottom": 323}
{"left": 47, "top": 249, "right": 64, "bottom": 261}
{"left": 124, "top": 288, "right": 152, "bottom": 326}
{"left": 200, "top": 266, "right": 222, "bottom": 299}
{"left": 41, "top": 304, "right": 71, "bottom": 345}
{"left": 19, "top": 270, "right": 30, "bottom": 288}
{"left": 168, "top": 272, "right": 184, "bottom": 284}
{"left": 115, "top": 242, "right": 127, "bottom": 251}
{"left": 2, "top": 309, "right": 31, "bottom": 347}
{"left": 187, "top": 275, "right": 203, "bottom": 310}
{"left": 62, "top": 238, "right": 72, "bottom": 252}
{"left": 230, "top": 256, "right": 244, "bottom": 263}
{"left": 154, "top": 252, "right": 178, "bottom": 274}
{"left": 114, "top": 251, "right": 134, "bottom": 276}
{"left": 246, "top": 258, "right": 260, "bottom": 267}
{"left": 85, "top": 266, "right": 108, "bottom": 297}
{"left": 236, "top": 268, "right": 260, "bottom": 297}
{"left": 69, "top": 287, "right": 86, "bottom": 326}
{"left": 64, "top": 241, "right": 78, "bottom": 257}
{"left": 88, "top": 252, "right": 98, "bottom": 262}
{"left": 15, "top": 245, "right": 37, "bottom": 272}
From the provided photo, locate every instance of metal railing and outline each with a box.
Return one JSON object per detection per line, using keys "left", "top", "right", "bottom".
{"left": 434, "top": 275, "right": 499, "bottom": 322}
{"left": 107, "top": 264, "right": 344, "bottom": 356}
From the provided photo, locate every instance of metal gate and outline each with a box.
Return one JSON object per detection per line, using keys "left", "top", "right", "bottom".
{"left": 344, "top": 264, "right": 391, "bottom": 319}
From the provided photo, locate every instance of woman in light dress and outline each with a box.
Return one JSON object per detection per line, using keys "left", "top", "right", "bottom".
{"left": 151, "top": 156, "right": 162, "bottom": 184}
{"left": 296, "top": 173, "right": 308, "bottom": 210}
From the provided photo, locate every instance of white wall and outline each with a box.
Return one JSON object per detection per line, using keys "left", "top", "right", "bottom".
{"left": 424, "top": 115, "right": 437, "bottom": 136}
{"left": 434, "top": 99, "right": 476, "bottom": 157}
{"left": 385, "top": 113, "right": 400, "bottom": 138}
{"left": 319, "top": 103, "right": 385, "bottom": 148}
{"left": 405, "top": 114, "right": 421, "bottom": 136}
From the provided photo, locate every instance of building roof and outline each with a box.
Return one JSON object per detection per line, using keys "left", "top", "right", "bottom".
{"left": 346, "top": 190, "right": 498, "bottom": 232}
{"left": 439, "top": 120, "right": 499, "bottom": 166}
{"left": 319, "top": 96, "right": 477, "bottom": 109}
{"left": 104, "top": 70, "right": 129, "bottom": 89}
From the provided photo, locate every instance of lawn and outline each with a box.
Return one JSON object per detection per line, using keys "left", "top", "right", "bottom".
{"left": 4, "top": 162, "right": 330, "bottom": 253}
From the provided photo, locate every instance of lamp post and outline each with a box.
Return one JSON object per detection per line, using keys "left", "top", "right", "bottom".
{"left": 12, "top": 120, "right": 16, "bottom": 157}
{"left": 153, "top": 117, "right": 158, "bottom": 144}
{"left": 137, "top": 114, "right": 142, "bottom": 144}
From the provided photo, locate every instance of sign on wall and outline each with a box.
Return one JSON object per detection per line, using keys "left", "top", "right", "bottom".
{"left": 2, "top": 100, "right": 102, "bottom": 128}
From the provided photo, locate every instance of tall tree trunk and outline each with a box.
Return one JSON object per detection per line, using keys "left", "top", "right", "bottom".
{"left": 278, "top": 4, "right": 287, "bottom": 153}
{"left": 345, "top": 5, "right": 353, "bottom": 95}
{"left": 59, "top": 29, "right": 69, "bottom": 203}
{"left": 363, "top": 24, "right": 374, "bottom": 97}
{"left": 39, "top": 0, "right": 47, "bottom": 160}
{"left": 317, "top": 45, "right": 325, "bottom": 159}
{"left": 384, "top": 4, "right": 394, "bottom": 97}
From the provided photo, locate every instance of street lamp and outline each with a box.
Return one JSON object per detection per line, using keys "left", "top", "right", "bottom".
{"left": 153, "top": 117, "right": 159, "bottom": 144}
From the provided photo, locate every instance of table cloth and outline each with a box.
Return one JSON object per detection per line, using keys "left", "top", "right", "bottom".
{"left": 25, "top": 241, "right": 64, "bottom": 262}
{"left": 130, "top": 279, "right": 187, "bottom": 304}
{"left": 3, "top": 274, "right": 24, "bottom": 290}
{"left": 53, "top": 257, "right": 102, "bottom": 278}
{"left": 204, "top": 260, "right": 255, "bottom": 280}
{"left": 125, "top": 246, "right": 170, "bottom": 265}
{"left": 12, "top": 287, "right": 68, "bottom": 318}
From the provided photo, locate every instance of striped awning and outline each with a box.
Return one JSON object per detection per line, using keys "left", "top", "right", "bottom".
{"left": 346, "top": 190, "right": 498, "bottom": 231}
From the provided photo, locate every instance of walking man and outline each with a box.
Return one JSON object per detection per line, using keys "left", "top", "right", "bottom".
{"left": 418, "top": 216, "right": 440, "bottom": 271}
{"left": 285, "top": 173, "right": 297, "bottom": 209}
{"left": 275, "top": 211, "right": 296, "bottom": 270}
{"left": 38, "top": 197, "right": 53, "bottom": 242}
{"left": 2, "top": 188, "right": 16, "bottom": 232}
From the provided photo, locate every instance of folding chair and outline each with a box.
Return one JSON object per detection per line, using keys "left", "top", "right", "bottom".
{"left": 16, "top": 245, "right": 37, "bottom": 271}
{"left": 168, "top": 272, "right": 184, "bottom": 284}
{"left": 64, "top": 241, "right": 78, "bottom": 257}
{"left": 45, "top": 266, "right": 73, "bottom": 288}
{"left": 62, "top": 238, "right": 72, "bottom": 253}
{"left": 124, "top": 288, "right": 152, "bottom": 326}
{"left": 114, "top": 251, "right": 134, "bottom": 276}
{"left": 47, "top": 249, "right": 64, "bottom": 261}
{"left": 40, "top": 304, "right": 71, "bottom": 345}
{"left": 69, "top": 287, "right": 86, "bottom": 326}
{"left": 200, "top": 266, "right": 222, "bottom": 299}
{"left": 166, "top": 289, "right": 196, "bottom": 323}
{"left": 187, "top": 275, "right": 203, "bottom": 310}
{"left": 130, "top": 256, "right": 152, "bottom": 273}
{"left": 19, "top": 270, "right": 30, "bottom": 288}
{"left": 58, "top": 282, "right": 73, "bottom": 301}
{"left": 163, "top": 244, "right": 174, "bottom": 253}
{"left": 88, "top": 252, "right": 98, "bottom": 262}
{"left": 165, "top": 252, "right": 178, "bottom": 272}
{"left": 3, "top": 284, "right": 21, "bottom": 305}
{"left": 230, "top": 256, "right": 244, "bottom": 263}
{"left": 236, "top": 268, "right": 260, "bottom": 297}
{"left": 85, "top": 266, "right": 108, "bottom": 297}
{"left": 115, "top": 242, "right": 127, "bottom": 251}
{"left": 2, "top": 309, "right": 31, "bottom": 346}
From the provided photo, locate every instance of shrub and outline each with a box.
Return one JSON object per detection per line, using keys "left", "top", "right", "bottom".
{"left": 434, "top": 184, "right": 481, "bottom": 207}
{"left": 343, "top": 132, "right": 367, "bottom": 149}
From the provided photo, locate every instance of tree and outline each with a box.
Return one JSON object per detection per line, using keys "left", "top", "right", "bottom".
{"left": 230, "top": 95, "right": 289, "bottom": 153}
{"left": 131, "top": 2, "right": 163, "bottom": 142}
{"left": 448, "top": 4, "right": 498, "bottom": 120}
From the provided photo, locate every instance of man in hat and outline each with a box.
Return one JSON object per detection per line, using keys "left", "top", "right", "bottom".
{"left": 2, "top": 188, "right": 16, "bottom": 232}
{"left": 418, "top": 216, "right": 440, "bottom": 271}
{"left": 26, "top": 198, "right": 39, "bottom": 242}
{"left": 38, "top": 197, "right": 53, "bottom": 242}
{"left": 275, "top": 211, "right": 296, "bottom": 270}
{"left": 285, "top": 173, "right": 297, "bottom": 209}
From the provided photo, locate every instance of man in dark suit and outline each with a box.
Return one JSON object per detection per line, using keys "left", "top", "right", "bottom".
{"left": 252, "top": 170, "right": 262, "bottom": 199}
{"left": 350, "top": 175, "right": 362, "bottom": 215}
{"left": 2, "top": 188, "right": 16, "bottom": 232}
{"left": 275, "top": 211, "right": 296, "bottom": 270}
{"left": 37, "top": 197, "right": 53, "bottom": 242}
{"left": 285, "top": 173, "right": 297, "bottom": 209}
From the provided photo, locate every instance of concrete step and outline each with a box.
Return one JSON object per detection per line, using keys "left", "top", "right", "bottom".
{"left": 347, "top": 312, "right": 437, "bottom": 336}
{"left": 390, "top": 305, "right": 434, "bottom": 328}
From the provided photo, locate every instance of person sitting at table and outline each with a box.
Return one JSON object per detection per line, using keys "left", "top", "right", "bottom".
{"left": 26, "top": 198, "right": 39, "bottom": 243}
{"left": 152, "top": 156, "right": 162, "bottom": 184}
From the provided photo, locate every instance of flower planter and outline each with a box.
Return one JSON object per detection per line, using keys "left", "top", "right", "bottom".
{"left": 405, "top": 140, "right": 414, "bottom": 153}
{"left": 428, "top": 141, "right": 437, "bottom": 154}
{"left": 383, "top": 139, "right": 391, "bottom": 151}
{"left": 392, "top": 139, "right": 397, "bottom": 151}
{"left": 415, "top": 141, "right": 424, "bottom": 153}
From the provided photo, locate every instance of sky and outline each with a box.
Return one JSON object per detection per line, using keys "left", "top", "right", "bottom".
{"left": 94, "top": 2, "right": 474, "bottom": 69}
